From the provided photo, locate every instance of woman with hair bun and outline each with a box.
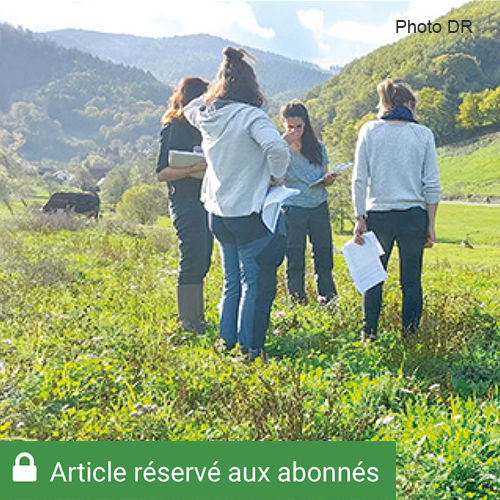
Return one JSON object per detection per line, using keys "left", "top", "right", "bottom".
{"left": 352, "top": 79, "right": 441, "bottom": 342}
{"left": 157, "top": 77, "right": 213, "bottom": 334}
{"left": 185, "top": 47, "right": 290, "bottom": 360}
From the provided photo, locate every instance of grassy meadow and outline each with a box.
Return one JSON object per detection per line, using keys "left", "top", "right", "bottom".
{"left": 0, "top": 202, "right": 499, "bottom": 500}
{"left": 438, "top": 131, "right": 500, "bottom": 199}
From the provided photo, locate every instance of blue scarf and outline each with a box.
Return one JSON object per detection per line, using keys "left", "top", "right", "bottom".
{"left": 381, "top": 106, "right": 418, "bottom": 123}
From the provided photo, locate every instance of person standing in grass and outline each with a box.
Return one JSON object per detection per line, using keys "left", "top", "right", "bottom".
{"left": 281, "top": 101, "right": 338, "bottom": 305}
{"left": 185, "top": 47, "right": 290, "bottom": 361}
{"left": 157, "top": 77, "right": 213, "bottom": 334}
{"left": 352, "top": 79, "right": 441, "bottom": 342}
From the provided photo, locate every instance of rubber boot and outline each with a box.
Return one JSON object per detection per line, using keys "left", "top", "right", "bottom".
{"left": 177, "top": 283, "right": 205, "bottom": 334}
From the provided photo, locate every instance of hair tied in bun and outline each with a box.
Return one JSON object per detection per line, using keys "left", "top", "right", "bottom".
{"left": 224, "top": 46, "right": 244, "bottom": 62}
{"left": 223, "top": 46, "right": 257, "bottom": 65}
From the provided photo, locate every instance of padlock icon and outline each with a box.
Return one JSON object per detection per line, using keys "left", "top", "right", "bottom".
{"left": 12, "top": 452, "right": 37, "bottom": 482}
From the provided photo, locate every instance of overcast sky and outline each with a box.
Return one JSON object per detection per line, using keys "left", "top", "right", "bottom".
{"left": 1, "top": 0, "right": 471, "bottom": 68}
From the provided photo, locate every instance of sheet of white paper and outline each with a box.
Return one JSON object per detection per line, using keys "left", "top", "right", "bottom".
{"left": 262, "top": 186, "right": 300, "bottom": 233}
{"left": 309, "top": 162, "right": 353, "bottom": 187}
{"left": 342, "top": 231, "right": 388, "bottom": 293}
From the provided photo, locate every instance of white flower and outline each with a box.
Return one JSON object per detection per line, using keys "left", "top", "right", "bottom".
{"left": 376, "top": 415, "right": 395, "bottom": 425}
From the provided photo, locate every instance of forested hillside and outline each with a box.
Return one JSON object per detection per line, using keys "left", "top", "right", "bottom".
{"left": 42, "top": 30, "right": 333, "bottom": 102}
{"left": 305, "top": 0, "right": 500, "bottom": 160}
{"left": 0, "top": 23, "right": 171, "bottom": 161}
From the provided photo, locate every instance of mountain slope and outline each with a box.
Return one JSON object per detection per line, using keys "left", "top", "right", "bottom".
{"left": 0, "top": 23, "right": 171, "bottom": 161}
{"left": 42, "top": 30, "right": 332, "bottom": 101}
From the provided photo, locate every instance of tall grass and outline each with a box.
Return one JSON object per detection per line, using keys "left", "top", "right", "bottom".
{"left": 0, "top": 209, "right": 499, "bottom": 499}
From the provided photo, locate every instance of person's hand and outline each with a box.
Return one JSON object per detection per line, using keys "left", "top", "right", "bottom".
{"left": 190, "top": 161, "right": 207, "bottom": 174}
{"left": 425, "top": 227, "right": 436, "bottom": 248}
{"left": 283, "top": 132, "right": 301, "bottom": 152}
{"left": 353, "top": 219, "right": 367, "bottom": 245}
{"left": 269, "top": 176, "right": 284, "bottom": 187}
{"left": 323, "top": 172, "right": 337, "bottom": 186}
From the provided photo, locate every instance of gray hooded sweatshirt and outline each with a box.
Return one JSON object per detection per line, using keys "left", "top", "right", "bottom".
{"left": 185, "top": 97, "right": 290, "bottom": 217}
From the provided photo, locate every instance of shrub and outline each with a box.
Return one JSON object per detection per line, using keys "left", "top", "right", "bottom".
{"left": 116, "top": 184, "right": 168, "bottom": 225}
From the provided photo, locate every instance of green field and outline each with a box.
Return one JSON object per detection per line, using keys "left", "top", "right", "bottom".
{"left": 436, "top": 202, "right": 500, "bottom": 247}
{"left": 438, "top": 131, "right": 500, "bottom": 199}
{"left": 0, "top": 205, "right": 499, "bottom": 500}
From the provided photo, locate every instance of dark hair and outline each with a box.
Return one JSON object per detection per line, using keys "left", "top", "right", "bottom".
{"left": 377, "top": 79, "right": 416, "bottom": 117}
{"left": 281, "top": 101, "right": 323, "bottom": 165}
{"left": 161, "top": 77, "right": 208, "bottom": 126}
{"left": 205, "top": 46, "right": 265, "bottom": 108}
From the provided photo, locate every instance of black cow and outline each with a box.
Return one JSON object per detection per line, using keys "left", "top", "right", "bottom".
{"left": 42, "top": 192, "right": 100, "bottom": 219}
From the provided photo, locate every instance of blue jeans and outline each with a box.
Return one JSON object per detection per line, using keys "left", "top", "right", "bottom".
{"left": 363, "top": 207, "right": 428, "bottom": 337}
{"left": 209, "top": 212, "right": 286, "bottom": 351}
{"left": 284, "top": 201, "right": 336, "bottom": 301}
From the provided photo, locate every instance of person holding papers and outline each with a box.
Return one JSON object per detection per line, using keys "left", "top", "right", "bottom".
{"left": 281, "top": 101, "right": 338, "bottom": 305}
{"left": 185, "top": 47, "right": 290, "bottom": 361}
{"left": 157, "top": 77, "right": 213, "bottom": 334}
{"left": 352, "top": 79, "right": 441, "bottom": 342}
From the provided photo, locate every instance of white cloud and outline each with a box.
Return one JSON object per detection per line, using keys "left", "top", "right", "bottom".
{"left": 0, "top": 0, "right": 274, "bottom": 40}
{"left": 157, "top": 1, "right": 275, "bottom": 40}
{"left": 328, "top": 0, "right": 471, "bottom": 45}
{"left": 298, "top": 8, "right": 325, "bottom": 38}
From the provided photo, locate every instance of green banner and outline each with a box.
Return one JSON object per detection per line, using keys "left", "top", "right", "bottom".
{"left": 0, "top": 441, "right": 395, "bottom": 500}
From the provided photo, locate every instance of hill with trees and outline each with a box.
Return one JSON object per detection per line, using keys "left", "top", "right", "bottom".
{"left": 304, "top": 0, "right": 500, "bottom": 161}
{"left": 42, "top": 30, "right": 333, "bottom": 102}
{"left": 0, "top": 23, "right": 171, "bottom": 162}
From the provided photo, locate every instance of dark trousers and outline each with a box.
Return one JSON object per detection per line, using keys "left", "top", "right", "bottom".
{"left": 284, "top": 201, "right": 336, "bottom": 301}
{"left": 169, "top": 197, "right": 213, "bottom": 285}
{"left": 363, "top": 207, "right": 428, "bottom": 336}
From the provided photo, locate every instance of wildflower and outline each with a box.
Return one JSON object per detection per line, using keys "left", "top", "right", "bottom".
{"left": 376, "top": 415, "right": 395, "bottom": 425}
{"left": 16, "top": 422, "right": 25, "bottom": 429}
{"left": 273, "top": 329, "right": 280, "bottom": 336}
{"left": 276, "top": 311, "right": 284, "bottom": 317}
{"left": 482, "top": 474, "right": 498, "bottom": 481}
{"left": 437, "top": 455, "right": 447, "bottom": 465}
{"left": 131, "top": 403, "right": 157, "bottom": 417}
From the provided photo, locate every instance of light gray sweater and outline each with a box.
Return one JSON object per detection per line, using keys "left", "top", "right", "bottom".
{"left": 185, "top": 97, "right": 290, "bottom": 217}
{"left": 352, "top": 119, "right": 441, "bottom": 217}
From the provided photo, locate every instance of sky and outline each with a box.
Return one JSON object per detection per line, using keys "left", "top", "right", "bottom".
{"left": 1, "top": 0, "right": 471, "bottom": 68}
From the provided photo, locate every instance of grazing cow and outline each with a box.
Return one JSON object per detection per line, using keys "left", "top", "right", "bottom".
{"left": 42, "top": 192, "right": 100, "bottom": 219}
